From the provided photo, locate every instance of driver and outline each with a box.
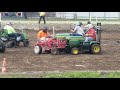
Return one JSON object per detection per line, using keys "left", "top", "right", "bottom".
{"left": 3, "top": 22, "right": 18, "bottom": 40}
{"left": 70, "top": 22, "right": 85, "bottom": 36}
{"left": 84, "top": 24, "right": 96, "bottom": 43}
{"left": 37, "top": 26, "right": 52, "bottom": 42}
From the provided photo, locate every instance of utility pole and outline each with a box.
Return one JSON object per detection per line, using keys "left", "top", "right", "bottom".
{"left": 89, "top": 12, "right": 91, "bottom": 22}
{"left": 104, "top": 12, "right": 106, "bottom": 20}
{"left": 119, "top": 12, "right": 120, "bottom": 20}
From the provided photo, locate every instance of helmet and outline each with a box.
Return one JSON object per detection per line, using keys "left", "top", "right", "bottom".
{"left": 7, "top": 22, "right": 14, "bottom": 26}
{"left": 74, "top": 22, "right": 82, "bottom": 26}
{"left": 43, "top": 26, "right": 48, "bottom": 32}
{"left": 43, "top": 26, "right": 48, "bottom": 30}
{"left": 9, "top": 22, "right": 14, "bottom": 26}
{"left": 86, "top": 24, "right": 93, "bottom": 29}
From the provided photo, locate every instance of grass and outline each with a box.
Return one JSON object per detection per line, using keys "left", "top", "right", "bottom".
{"left": 43, "top": 72, "right": 101, "bottom": 78}
{"left": 1, "top": 71, "right": 120, "bottom": 78}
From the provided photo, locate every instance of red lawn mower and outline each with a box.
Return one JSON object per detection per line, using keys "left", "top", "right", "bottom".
{"left": 34, "top": 37, "right": 67, "bottom": 55}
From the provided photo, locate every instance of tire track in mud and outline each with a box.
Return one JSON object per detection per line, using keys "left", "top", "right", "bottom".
{"left": 22, "top": 54, "right": 89, "bottom": 71}
{"left": 23, "top": 56, "right": 71, "bottom": 70}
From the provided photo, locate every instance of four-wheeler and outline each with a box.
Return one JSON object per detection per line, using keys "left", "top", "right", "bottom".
{"left": 34, "top": 23, "right": 102, "bottom": 55}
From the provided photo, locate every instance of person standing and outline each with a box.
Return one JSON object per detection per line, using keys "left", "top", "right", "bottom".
{"left": 39, "top": 12, "right": 46, "bottom": 24}
{"left": 24, "top": 12, "right": 27, "bottom": 19}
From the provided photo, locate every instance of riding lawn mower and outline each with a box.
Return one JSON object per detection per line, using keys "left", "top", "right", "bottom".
{"left": 0, "top": 39, "right": 6, "bottom": 53}
{"left": 34, "top": 23, "right": 102, "bottom": 55}
{"left": 0, "top": 29, "right": 29, "bottom": 48}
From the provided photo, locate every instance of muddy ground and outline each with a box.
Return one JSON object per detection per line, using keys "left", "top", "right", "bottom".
{"left": 0, "top": 24, "right": 120, "bottom": 73}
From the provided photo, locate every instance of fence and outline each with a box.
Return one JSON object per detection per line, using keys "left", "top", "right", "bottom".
{"left": 1, "top": 12, "right": 120, "bottom": 20}
{"left": 55, "top": 12, "right": 120, "bottom": 20}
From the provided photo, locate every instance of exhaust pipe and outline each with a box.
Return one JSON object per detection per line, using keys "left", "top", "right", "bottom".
{"left": 53, "top": 26, "right": 55, "bottom": 38}
{"left": 96, "top": 23, "right": 101, "bottom": 44}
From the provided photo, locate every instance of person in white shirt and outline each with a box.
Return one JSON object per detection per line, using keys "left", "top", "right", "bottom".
{"left": 70, "top": 22, "right": 85, "bottom": 36}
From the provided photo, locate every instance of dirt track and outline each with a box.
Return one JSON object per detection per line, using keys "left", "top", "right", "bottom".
{"left": 0, "top": 24, "right": 120, "bottom": 73}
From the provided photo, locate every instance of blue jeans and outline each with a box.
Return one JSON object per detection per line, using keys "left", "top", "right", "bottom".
{"left": 8, "top": 33, "right": 21, "bottom": 41}
{"left": 84, "top": 37, "right": 93, "bottom": 42}
{"left": 70, "top": 33, "right": 82, "bottom": 36}
{"left": 8, "top": 33, "right": 17, "bottom": 39}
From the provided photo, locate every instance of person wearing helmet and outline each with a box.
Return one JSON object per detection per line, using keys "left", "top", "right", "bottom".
{"left": 3, "top": 22, "right": 17, "bottom": 39}
{"left": 37, "top": 26, "right": 51, "bottom": 42}
{"left": 9, "top": 22, "right": 14, "bottom": 27}
{"left": 84, "top": 21, "right": 92, "bottom": 33}
{"left": 70, "top": 22, "right": 85, "bottom": 36}
{"left": 84, "top": 21, "right": 97, "bottom": 32}
{"left": 84, "top": 24, "right": 96, "bottom": 43}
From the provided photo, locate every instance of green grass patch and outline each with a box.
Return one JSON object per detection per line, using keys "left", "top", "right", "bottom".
{"left": 0, "top": 71, "right": 120, "bottom": 78}
{"left": 43, "top": 72, "right": 101, "bottom": 78}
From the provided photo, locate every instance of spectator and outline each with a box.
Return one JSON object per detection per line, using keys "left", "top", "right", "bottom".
{"left": 24, "top": 12, "right": 27, "bottom": 19}
{"left": 39, "top": 12, "right": 46, "bottom": 24}
{"left": 4, "top": 12, "right": 8, "bottom": 16}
